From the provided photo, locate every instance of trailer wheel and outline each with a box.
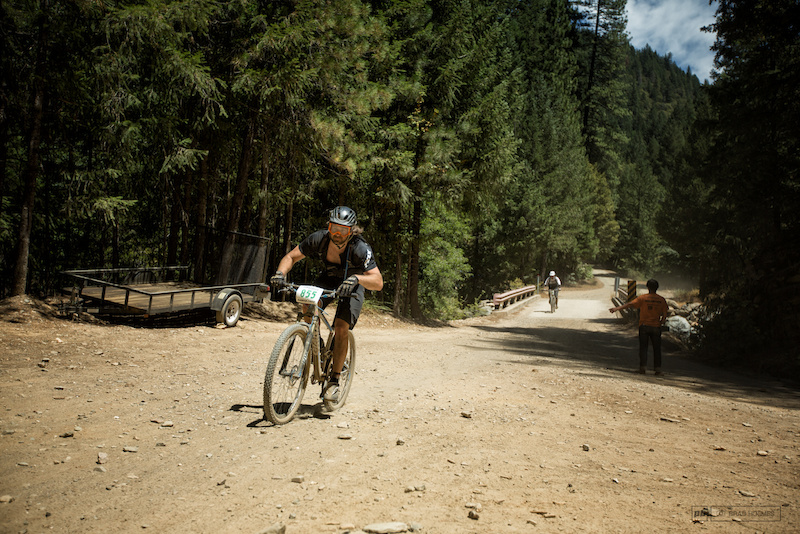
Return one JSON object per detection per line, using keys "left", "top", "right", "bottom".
{"left": 216, "top": 293, "right": 243, "bottom": 327}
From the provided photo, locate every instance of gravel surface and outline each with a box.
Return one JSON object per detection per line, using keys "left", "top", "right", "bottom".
{"left": 1, "top": 269, "right": 798, "bottom": 533}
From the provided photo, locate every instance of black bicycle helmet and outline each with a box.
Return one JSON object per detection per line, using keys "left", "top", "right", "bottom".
{"left": 329, "top": 206, "right": 357, "bottom": 227}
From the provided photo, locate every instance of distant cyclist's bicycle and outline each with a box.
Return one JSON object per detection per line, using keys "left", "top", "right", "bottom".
{"left": 263, "top": 283, "right": 356, "bottom": 425}
{"left": 548, "top": 286, "right": 558, "bottom": 313}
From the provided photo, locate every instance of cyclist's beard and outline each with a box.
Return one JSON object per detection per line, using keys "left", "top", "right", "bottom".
{"left": 331, "top": 233, "right": 350, "bottom": 249}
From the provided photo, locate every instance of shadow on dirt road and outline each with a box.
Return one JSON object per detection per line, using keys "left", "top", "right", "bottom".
{"left": 471, "top": 284, "right": 800, "bottom": 413}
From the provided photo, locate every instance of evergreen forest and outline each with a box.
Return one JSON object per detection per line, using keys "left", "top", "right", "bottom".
{"left": 2, "top": 0, "right": 798, "bottom": 376}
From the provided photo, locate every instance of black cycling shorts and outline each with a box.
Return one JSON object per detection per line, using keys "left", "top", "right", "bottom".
{"left": 313, "top": 275, "right": 365, "bottom": 329}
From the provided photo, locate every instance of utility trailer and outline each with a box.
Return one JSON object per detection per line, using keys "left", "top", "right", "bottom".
{"left": 61, "top": 266, "right": 270, "bottom": 327}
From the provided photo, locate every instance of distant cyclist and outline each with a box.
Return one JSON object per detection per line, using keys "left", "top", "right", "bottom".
{"left": 543, "top": 271, "right": 561, "bottom": 309}
{"left": 271, "top": 206, "right": 383, "bottom": 402}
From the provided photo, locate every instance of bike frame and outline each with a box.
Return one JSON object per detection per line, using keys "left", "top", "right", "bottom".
{"left": 283, "top": 284, "right": 336, "bottom": 386}
{"left": 547, "top": 285, "right": 558, "bottom": 313}
{"left": 263, "top": 282, "right": 356, "bottom": 424}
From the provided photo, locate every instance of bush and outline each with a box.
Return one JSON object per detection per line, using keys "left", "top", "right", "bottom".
{"left": 697, "top": 296, "right": 800, "bottom": 382}
{"left": 568, "top": 263, "right": 594, "bottom": 284}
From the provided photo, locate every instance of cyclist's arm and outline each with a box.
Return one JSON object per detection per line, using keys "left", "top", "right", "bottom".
{"left": 276, "top": 245, "right": 306, "bottom": 276}
{"left": 354, "top": 266, "right": 383, "bottom": 291}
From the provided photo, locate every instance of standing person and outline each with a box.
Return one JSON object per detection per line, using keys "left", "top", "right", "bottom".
{"left": 609, "top": 279, "right": 669, "bottom": 375}
{"left": 270, "top": 206, "right": 383, "bottom": 402}
{"left": 543, "top": 271, "right": 561, "bottom": 308}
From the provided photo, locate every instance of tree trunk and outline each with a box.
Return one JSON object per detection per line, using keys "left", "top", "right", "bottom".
{"left": 582, "top": 0, "right": 602, "bottom": 136}
{"left": 408, "top": 197, "right": 423, "bottom": 320}
{"left": 393, "top": 238, "right": 403, "bottom": 315}
{"left": 283, "top": 190, "right": 294, "bottom": 255}
{"left": 253, "top": 142, "right": 271, "bottom": 283}
{"left": 11, "top": 1, "right": 49, "bottom": 296}
{"left": 112, "top": 220, "right": 119, "bottom": 270}
{"left": 217, "top": 111, "right": 257, "bottom": 285}
{"left": 540, "top": 250, "right": 549, "bottom": 281}
{"left": 167, "top": 175, "right": 181, "bottom": 271}
{"left": 0, "top": 78, "right": 8, "bottom": 226}
{"left": 179, "top": 170, "right": 193, "bottom": 274}
{"left": 193, "top": 147, "right": 210, "bottom": 284}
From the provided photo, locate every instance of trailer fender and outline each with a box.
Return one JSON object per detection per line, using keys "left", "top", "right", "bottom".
{"left": 212, "top": 289, "right": 244, "bottom": 327}
{"left": 254, "top": 284, "right": 271, "bottom": 301}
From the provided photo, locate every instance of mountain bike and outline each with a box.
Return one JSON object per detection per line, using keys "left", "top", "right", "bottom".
{"left": 262, "top": 283, "right": 356, "bottom": 425}
{"left": 548, "top": 286, "right": 558, "bottom": 313}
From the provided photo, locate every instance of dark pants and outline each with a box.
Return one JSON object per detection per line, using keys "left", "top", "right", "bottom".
{"left": 638, "top": 325, "right": 662, "bottom": 368}
{"left": 313, "top": 275, "right": 365, "bottom": 329}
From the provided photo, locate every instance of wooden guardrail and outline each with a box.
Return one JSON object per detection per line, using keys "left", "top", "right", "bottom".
{"left": 611, "top": 277, "right": 638, "bottom": 320}
{"left": 490, "top": 276, "right": 639, "bottom": 315}
{"left": 492, "top": 285, "right": 538, "bottom": 310}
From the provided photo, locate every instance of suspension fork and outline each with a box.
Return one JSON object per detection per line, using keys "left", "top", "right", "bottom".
{"left": 301, "top": 309, "right": 326, "bottom": 384}
{"left": 279, "top": 315, "right": 317, "bottom": 381}
{"left": 300, "top": 301, "right": 331, "bottom": 383}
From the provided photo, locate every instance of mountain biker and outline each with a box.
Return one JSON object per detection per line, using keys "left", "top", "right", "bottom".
{"left": 608, "top": 278, "right": 669, "bottom": 376}
{"left": 270, "top": 206, "right": 383, "bottom": 402}
{"left": 544, "top": 271, "right": 561, "bottom": 308}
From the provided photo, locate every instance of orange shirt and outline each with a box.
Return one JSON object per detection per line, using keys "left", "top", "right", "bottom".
{"left": 629, "top": 293, "right": 668, "bottom": 327}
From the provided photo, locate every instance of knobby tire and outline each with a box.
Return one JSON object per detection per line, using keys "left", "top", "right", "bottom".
{"left": 263, "top": 324, "right": 309, "bottom": 425}
{"left": 323, "top": 331, "right": 356, "bottom": 412}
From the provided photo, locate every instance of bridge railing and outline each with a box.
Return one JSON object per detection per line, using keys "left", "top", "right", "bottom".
{"left": 488, "top": 275, "right": 640, "bottom": 315}
{"left": 491, "top": 285, "right": 538, "bottom": 310}
{"left": 611, "top": 276, "right": 638, "bottom": 320}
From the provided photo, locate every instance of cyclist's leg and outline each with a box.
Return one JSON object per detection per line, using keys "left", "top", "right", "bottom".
{"left": 300, "top": 304, "right": 312, "bottom": 323}
{"left": 323, "top": 320, "right": 349, "bottom": 403}
{"left": 331, "top": 286, "right": 364, "bottom": 375}
{"left": 332, "top": 318, "right": 351, "bottom": 375}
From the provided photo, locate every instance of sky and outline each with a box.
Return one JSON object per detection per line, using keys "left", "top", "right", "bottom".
{"left": 625, "top": 0, "right": 718, "bottom": 82}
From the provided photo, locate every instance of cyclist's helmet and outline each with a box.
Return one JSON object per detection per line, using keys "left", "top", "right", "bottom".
{"left": 330, "top": 206, "right": 357, "bottom": 227}
{"left": 549, "top": 271, "right": 556, "bottom": 277}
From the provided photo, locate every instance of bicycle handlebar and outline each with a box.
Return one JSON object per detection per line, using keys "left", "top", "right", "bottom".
{"left": 277, "top": 282, "right": 339, "bottom": 299}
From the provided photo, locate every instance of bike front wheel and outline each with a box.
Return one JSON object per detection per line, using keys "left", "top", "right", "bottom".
{"left": 323, "top": 330, "right": 356, "bottom": 412}
{"left": 263, "top": 324, "right": 309, "bottom": 424}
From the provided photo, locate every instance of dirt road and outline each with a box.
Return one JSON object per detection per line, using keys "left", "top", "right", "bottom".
{"left": 1, "top": 270, "right": 798, "bottom": 533}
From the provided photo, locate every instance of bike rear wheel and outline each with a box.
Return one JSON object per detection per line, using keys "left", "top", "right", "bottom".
{"left": 323, "top": 330, "right": 356, "bottom": 412}
{"left": 263, "top": 324, "right": 309, "bottom": 424}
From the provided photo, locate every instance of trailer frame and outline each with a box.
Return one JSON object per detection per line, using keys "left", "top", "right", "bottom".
{"left": 61, "top": 266, "right": 270, "bottom": 326}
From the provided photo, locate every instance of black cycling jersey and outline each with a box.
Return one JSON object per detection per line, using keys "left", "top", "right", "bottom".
{"left": 298, "top": 229, "right": 378, "bottom": 280}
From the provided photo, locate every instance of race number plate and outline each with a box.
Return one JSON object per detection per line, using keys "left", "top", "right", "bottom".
{"left": 295, "top": 285, "right": 325, "bottom": 306}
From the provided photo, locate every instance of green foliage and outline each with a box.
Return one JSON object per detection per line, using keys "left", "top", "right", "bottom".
{"left": 698, "top": 288, "right": 800, "bottom": 380}
{"left": 0, "top": 0, "right": 730, "bottom": 335}
{"left": 690, "top": 0, "right": 800, "bottom": 377}
{"left": 91, "top": 197, "right": 138, "bottom": 225}
{"left": 569, "top": 262, "right": 594, "bottom": 283}
{"left": 418, "top": 195, "right": 472, "bottom": 319}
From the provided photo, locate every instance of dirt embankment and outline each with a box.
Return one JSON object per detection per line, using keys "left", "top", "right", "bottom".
{"left": 1, "top": 270, "right": 798, "bottom": 533}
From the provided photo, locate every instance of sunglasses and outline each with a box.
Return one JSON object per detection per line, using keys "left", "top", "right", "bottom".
{"left": 328, "top": 222, "right": 352, "bottom": 238}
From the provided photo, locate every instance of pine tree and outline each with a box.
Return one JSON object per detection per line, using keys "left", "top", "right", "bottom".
{"left": 479, "top": 0, "right": 601, "bottom": 288}
{"left": 698, "top": 0, "right": 800, "bottom": 371}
